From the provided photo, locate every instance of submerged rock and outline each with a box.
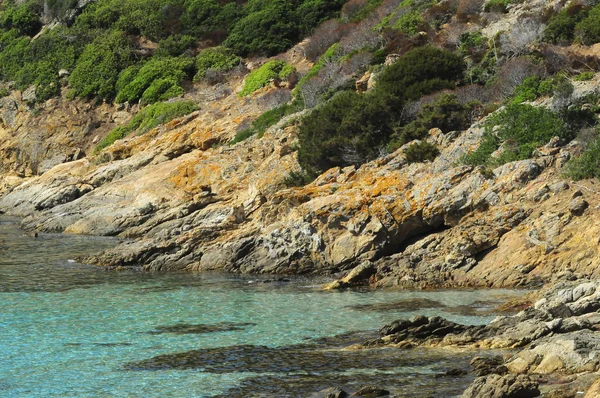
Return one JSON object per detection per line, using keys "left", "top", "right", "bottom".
{"left": 346, "top": 298, "right": 443, "bottom": 312}
{"left": 145, "top": 322, "right": 256, "bottom": 335}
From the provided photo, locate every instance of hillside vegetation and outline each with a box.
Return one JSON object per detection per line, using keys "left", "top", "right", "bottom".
{"left": 0, "top": 0, "right": 599, "bottom": 180}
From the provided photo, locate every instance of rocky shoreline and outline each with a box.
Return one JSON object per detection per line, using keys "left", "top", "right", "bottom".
{"left": 0, "top": 32, "right": 599, "bottom": 398}
{"left": 2, "top": 98, "right": 600, "bottom": 396}
{"left": 310, "top": 280, "right": 600, "bottom": 397}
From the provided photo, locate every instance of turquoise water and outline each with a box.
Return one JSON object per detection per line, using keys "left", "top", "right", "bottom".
{"left": 0, "top": 217, "right": 524, "bottom": 397}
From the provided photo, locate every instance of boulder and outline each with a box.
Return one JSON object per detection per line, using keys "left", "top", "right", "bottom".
{"left": 461, "top": 374, "right": 540, "bottom": 398}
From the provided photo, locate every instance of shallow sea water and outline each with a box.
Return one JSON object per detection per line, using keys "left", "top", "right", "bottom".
{"left": 0, "top": 216, "right": 524, "bottom": 397}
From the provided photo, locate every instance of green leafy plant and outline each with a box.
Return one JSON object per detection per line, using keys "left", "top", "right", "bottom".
{"left": 69, "top": 31, "right": 133, "bottom": 99}
{"left": 484, "top": 0, "right": 516, "bottom": 13}
{"left": 573, "top": 71, "right": 595, "bottom": 81}
{"left": 564, "top": 135, "right": 600, "bottom": 180}
{"left": 115, "top": 56, "right": 194, "bottom": 104}
{"left": 297, "top": 46, "right": 465, "bottom": 177}
{"left": 404, "top": 141, "right": 439, "bottom": 163}
{"left": 390, "top": 93, "right": 478, "bottom": 150}
{"left": 229, "top": 99, "right": 303, "bottom": 145}
{"left": 543, "top": 4, "right": 589, "bottom": 45}
{"left": 575, "top": 4, "right": 600, "bottom": 45}
{"left": 239, "top": 60, "right": 296, "bottom": 97}
{"left": 194, "top": 46, "right": 240, "bottom": 81}
{"left": 463, "top": 104, "right": 569, "bottom": 166}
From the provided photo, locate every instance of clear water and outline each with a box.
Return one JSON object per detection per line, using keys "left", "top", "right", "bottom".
{"left": 0, "top": 216, "right": 524, "bottom": 397}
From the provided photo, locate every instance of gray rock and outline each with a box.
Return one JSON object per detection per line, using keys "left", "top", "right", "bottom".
{"left": 461, "top": 374, "right": 540, "bottom": 398}
{"left": 569, "top": 196, "right": 588, "bottom": 216}
{"left": 548, "top": 181, "right": 569, "bottom": 193}
{"left": 21, "top": 86, "right": 36, "bottom": 103}
{"left": 352, "top": 385, "right": 390, "bottom": 396}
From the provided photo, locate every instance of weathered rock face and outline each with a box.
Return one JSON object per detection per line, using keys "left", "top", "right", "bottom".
{"left": 0, "top": 92, "right": 129, "bottom": 192}
{"left": 1, "top": 91, "right": 599, "bottom": 283}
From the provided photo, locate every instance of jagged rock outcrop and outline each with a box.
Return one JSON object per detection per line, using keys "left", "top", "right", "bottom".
{"left": 355, "top": 281, "right": 600, "bottom": 397}
{"left": 1, "top": 97, "right": 599, "bottom": 284}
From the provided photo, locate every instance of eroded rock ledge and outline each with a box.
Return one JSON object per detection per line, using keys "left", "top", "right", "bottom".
{"left": 1, "top": 101, "right": 598, "bottom": 290}
{"left": 350, "top": 281, "right": 600, "bottom": 397}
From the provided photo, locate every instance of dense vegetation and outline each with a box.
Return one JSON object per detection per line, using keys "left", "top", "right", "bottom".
{"left": 297, "top": 46, "right": 464, "bottom": 176}
{"left": 0, "top": 0, "right": 599, "bottom": 179}
{"left": 0, "top": 0, "right": 347, "bottom": 101}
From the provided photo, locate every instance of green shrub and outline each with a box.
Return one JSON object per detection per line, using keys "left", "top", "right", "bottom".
{"left": 463, "top": 104, "right": 569, "bottom": 166}
{"left": 140, "top": 77, "right": 185, "bottom": 103}
{"left": 229, "top": 128, "right": 255, "bottom": 145}
{"left": 195, "top": 46, "right": 240, "bottom": 81}
{"left": 155, "top": 35, "right": 198, "bottom": 57}
{"left": 295, "top": 0, "right": 346, "bottom": 31}
{"left": 69, "top": 31, "right": 133, "bottom": 99}
{"left": 394, "top": 9, "right": 424, "bottom": 35}
{"left": 283, "top": 170, "right": 311, "bottom": 187}
{"left": 229, "top": 99, "right": 303, "bottom": 144}
{"left": 45, "top": 0, "right": 79, "bottom": 22}
{"left": 374, "top": 46, "right": 465, "bottom": 105}
{"left": 564, "top": 136, "right": 600, "bottom": 180}
{"left": 95, "top": 100, "right": 198, "bottom": 152}
{"left": 75, "top": 0, "right": 182, "bottom": 41}
{"left": 239, "top": 60, "right": 296, "bottom": 97}
{"left": 543, "top": 5, "right": 588, "bottom": 44}
{"left": 462, "top": 132, "right": 500, "bottom": 166}
{"left": 348, "top": 0, "right": 384, "bottom": 22}
{"left": 223, "top": 0, "right": 345, "bottom": 56}
{"left": 459, "top": 31, "right": 488, "bottom": 56}
{"left": 404, "top": 141, "right": 440, "bottom": 163}
{"left": 224, "top": 2, "right": 298, "bottom": 57}
{"left": 390, "top": 93, "right": 478, "bottom": 150}
{"left": 0, "top": 3, "right": 42, "bottom": 36}
{"left": 573, "top": 71, "right": 595, "bottom": 81}
{"left": 181, "top": 0, "right": 243, "bottom": 37}
{"left": 484, "top": 0, "right": 514, "bottom": 13}
{"left": 298, "top": 91, "right": 394, "bottom": 176}
{"left": 575, "top": 4, "right": 600, "bottom": 45}
{"left": 297, "top": 46, "right": 465, "bottom": 177}
{"left": 115, "top": 56, "right": 194, "bottom": 104}
{"left": 295, "top": 43, "right": 341, "bottom": 95}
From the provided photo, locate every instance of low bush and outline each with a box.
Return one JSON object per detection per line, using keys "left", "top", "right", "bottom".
{"left": 0, "top": 3, "right": 42, "bottom": 36}
{"left": 575, "top": 4, "right": 600, "bottom": 45}
{"left": 463, "top": 103, "right": 569, "bottom": 166}
{"left": 509, "top": 76, "right": 555, "bottom": 105}
{"left": 573, "top": 71, "right": 595, "bottom": 81}
{"left": 155, "top": 35, "right": 198, "bottom": 57}
{"left": 115, "top": 56, "right": 194, "bottom": 104}
{"left": 373, "top": 45, "right": 465, "bottom": 105}
{"left": 404, "top": 141, "right": 440, "bottom": 163}
{"left": 297, "top": 46, "right": 465, "bottom": 177}
{"left": 394, "top": 9, "right": 425, "bottom": 36}
{"left": 69, "top": 31, "right": 134, "bottom": 99}
{"left": 484, "top": 0, "right": 514, "bottom": 13}
{"left": 564, "top": 136, "right": 600, "bottom": 180}
{"left": 194, "top": 46, "right": 240, "bottom": 81}
{"left": 94, "top": 101, "right": 197, "bottom": 152}
{"left": 390, "top": 93, "right": 479, "bottom": 150}
{"left": 239, "top": 60, "right": 296, "bottom": 97}
{"left": 230, "top": 98, "right": 303, "bottom": 145}
{"left": 543, "top": 5, "right": 588, "bottom": 45}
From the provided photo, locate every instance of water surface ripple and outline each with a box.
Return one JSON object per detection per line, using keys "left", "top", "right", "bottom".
{"left": 0, "top": 217, "right": 524, "bottom": 397}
